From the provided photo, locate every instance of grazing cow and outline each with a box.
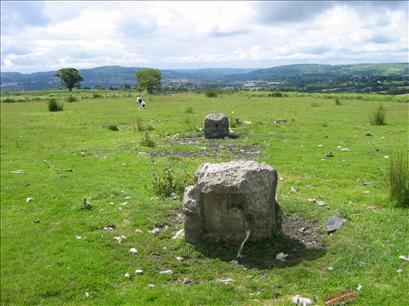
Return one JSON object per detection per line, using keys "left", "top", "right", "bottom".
{"left": 136, "top": 96, "right": 146, "bottom": 109}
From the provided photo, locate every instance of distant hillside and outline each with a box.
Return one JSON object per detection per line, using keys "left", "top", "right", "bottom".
{"left": 1, "top": 63, "right": 408, "bottom": 93}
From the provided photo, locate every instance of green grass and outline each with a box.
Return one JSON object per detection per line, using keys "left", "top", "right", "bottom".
{"left": 1, "top": 91, "right": 408, "bottom": 305}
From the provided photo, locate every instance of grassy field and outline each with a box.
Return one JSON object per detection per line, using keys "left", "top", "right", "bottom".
{"left": 1, "top": 91, "right": 408, "bottom": 305}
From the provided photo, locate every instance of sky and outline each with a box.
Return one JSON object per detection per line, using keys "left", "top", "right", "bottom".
{"left": 1, "top": 1, "right": 408, "bottom": 73}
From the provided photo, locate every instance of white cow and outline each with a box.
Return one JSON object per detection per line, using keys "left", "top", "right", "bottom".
{"left": 136, "top": 96, "right": 146, "bottom": 109}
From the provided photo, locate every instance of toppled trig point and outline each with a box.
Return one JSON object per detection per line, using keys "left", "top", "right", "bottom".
{"left": 183, "top": 160, "right": 279, "bottom": 243}
{"left": 204, "top": 113, "right": 229, "bottom": 139}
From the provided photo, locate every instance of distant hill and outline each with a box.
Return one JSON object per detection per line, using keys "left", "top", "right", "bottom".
{"left": 1, "top": 63, "right": 408, "bottom": 93}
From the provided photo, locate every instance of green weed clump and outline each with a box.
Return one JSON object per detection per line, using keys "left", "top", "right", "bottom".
{"left": 269, "top": 92, "right": 283, "bottom": 97}
{"left": 107, "top": 124, "right": 119, "bottom": 131}
{"left": 371, "top": 104, "right": 386, "bottom": 125}
{"left": 335, "top": 98, "right": 342, "bottom": 105}
{"left": 136, "top": 117, "right": 154, "bottom": 131}
{"left": 140, "top": 132, "right": 156, "bottom": 147}
{"left": 48, "top": 98, "right": 63, "bottom": 112}
{"left": 205, "top": 90, "right": 218, "bottom": 98}
{"left": 92, "top": 93, "right": 102, "bottom": 98}
{"left": 184, "top": 106, "right": 194, "bottom": 114}
{"left": 2, "top": 97, "right": 16, "bottom": 103}
{"left": 150, "top": 159, "right": 191, "bottom": 198}
{"left": 387, "top": 148, "right": 409, "bottom": 207}
{"left": 311, "top": 102, "right": 321, "bottom": 107}
{"left": 67, "top": 95, "right": 78, "bottom": 103}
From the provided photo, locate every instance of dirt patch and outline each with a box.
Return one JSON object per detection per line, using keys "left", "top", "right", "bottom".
{"left": 281, "top": 215, "right": 325, "bottom": 249}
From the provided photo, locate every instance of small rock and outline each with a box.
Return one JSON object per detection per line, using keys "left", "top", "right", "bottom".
{"left": 326, "top": 215, "right": 345, "bottom": 234}
{"left": 399, "top": 255, "right": 409, "bottom": 261}
{"left": 135, "top": 269, "right": 144, "bottom": 275}
{"left": 34, "top": 219, "right": 40, "bottom": 223}
{"left": 357, "top": 284, "right": 363, "bottom": 292}
{"left": 275, "top": 252, "right": 289, "bottom": 261}
{"left": 326, "top": 152, "right": 334, "bottom": 158}
{"left": 114, "top": 236, "right": 127, "bottom": 244}
{"left": 172, "top": 229, "right": 184, "bottom": 239}
{"left": 85, "top": 292, "right": 90, "bottom": 298}
{"left": 175, "top": 256, "right": 184, "bottom": 262}
{"left": 26, "top": 197, "right": 33, "bottom": 203}
{"left": 327, "top": 266, "right": 334, "bottom": 271}
{"left": 129, "top": 247, "right": 138, "bottom": 255}
{"left": 149, "top": 225, "right": 168, "bottom": 234}
{"left": 290, "top": 187, "right": 297, "bottom": 193}
{"left": 124, "top": 272, "right": 130, "bottom": 278}
{"left": 11, "top": 170, "right": 25, "bottom": 174}
{"left": 170, "top": 193, "right": 178, "bottom": 200}
{"left": 318, "top": 201, "right": 327, "bottom": 206}
{"left": 365, "top": 131, "right": 373, "bottom": 136}
{"left": 384, "top": 155, "right": 390, "bottom": 159}
{"left": 298, "top": 227, "right": 306, "bottom": 233}
{"left": 135, "top": 228, "right": 142, "bottom": 233}
{"left": 148, "top": 284, "right": 155, "bottom": 288}
{"left": 397, "top": 269, "right": 404, "bottom": 273}
{"left": 317, "top": 144, "right": 323, "bottom": 147}
{"left": 216, "top": 278, "right": 233, "bottom": 285}
{"left": 159, "top": 270, "right": 173, "bottom": 275}
{"left": 308, "top": 198, "right": 317, "bottom": 203}
{"left": 103, "top": 224, "right": 116, "bottom": 231}
{"left": 183, "top": 278, "right": 193, "bottom": 285}
{"left": 75, "top": 236, "right": 82, "bottom": 240}
{"left": 230, "top": 260, "right": 239, "bottom": 264}
{"left": 362, "top": 181, "right": 375, "bottom": 186}
{"left": 272, "top": 119, "right": 287, "bottom": 124}
{"left": 292, "top": 295, "right": 312, "bottom": 306}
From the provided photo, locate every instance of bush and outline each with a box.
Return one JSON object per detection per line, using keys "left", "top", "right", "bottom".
{"left": 67, "top": 95, "right": 78, "bottom": 103}
{"left": 269, "top": 92, "right": 283, "bottom": 97}
{"left": 107, "top": 124, "right": 119, "bottom": 131}
{"left": 387, "top": 148, "right": 409, "bottom": 207}
{"left": 335, "top": 98, "right": 342, "bottom": 105}
{"left": 205, "top": 90, "right": 218, "bottom": 98}
{"left": 136, "top": 117, "right": 154, "bottom": 131}
{"left": 140, "top": 132, "right": 156, "bottom": 147}
{"left": 93, "top": 93, "right": 102, "bottom": 98}
{"left": 370, "top": 104, "right": 386, "bottom": 125}
{"left": 184, "top": 106, "right": 194, "bottom": 114}
{"left": 48, "top": 98, "right": 63, "bottom": 112}
{"left": 2, "top": 97, "right": 16, "bottom": 103}
{"left": 150, "top": 159, "right": 191, "bottom": 198}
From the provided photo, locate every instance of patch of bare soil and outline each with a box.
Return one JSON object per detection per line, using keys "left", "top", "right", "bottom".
{"left": 281, "top": 215, "right": 325, "bottom": 249}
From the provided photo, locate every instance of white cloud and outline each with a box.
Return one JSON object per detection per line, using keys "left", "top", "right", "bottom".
{"left": 1, "top": 1, "right": 407, "bottom": 72}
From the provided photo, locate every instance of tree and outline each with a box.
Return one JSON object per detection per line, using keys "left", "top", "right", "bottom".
{"left": 136, "top": 68, "right": 161, "bottom": 94}
{"left": 54, "top": 68, "right": 83, "bottom": 92}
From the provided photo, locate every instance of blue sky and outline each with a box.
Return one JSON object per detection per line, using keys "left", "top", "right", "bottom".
{"left": 1, "top": 1, "right": 408, "bottom": 73}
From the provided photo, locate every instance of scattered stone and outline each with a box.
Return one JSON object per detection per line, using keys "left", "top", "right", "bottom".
{"left": 124, "top": 272, "right": 130, "bottom": 278}
{"left": 149, "top": 224, "right": 169, "bottom": 234}
{"left": 357, "top": 284, "right": 363, "bottom": 292}
{"left": 230, "top": 260, "right": 239, "bottom": 264}
{"left": 326, "top": 216, "right": 345, "bottom": 234}
{"left": 26, "top": 197, "right": 33, "bottom": 203}
{"left": 182, "top": 278, "right": 193, "bottom": 285}
{"left": 129, "top": 247, "right": 138, "bottom": 255}
{"left": 397, "top": 269, "right": 404, "bottom": 273}
{"left": 399, "top": 255, "right": 409, "bottom": 261}
{"left": 384, "top": 155, "right": 390, "bottom": 159}
{"left": 318, "top": 201, "right": 327, "bottom": 206}
{"left": 290, "top": 186, "right": 297, "bottom": 193}
{"left": 175, "top": 256, "right": 184, "bottom": 262}
{"left": 298, "top": 227, "right": 306, "bottom": 233}
{"left": 183, "top": 160, "right": 279, "bottom": 243}
{"left": 362, "top": 181, "right": 375, "bottom": 186}
{"left": 275, "top": 252, "right": 289, "bottom": 261}
{"left": 308, "top": 198, "right": 317, "bottom": 203}
{"left": 170, "top": 193, "right": 178, "bottom": 201}
{"left": 243, "top": 120, "right": 252, "bottom": 125}
{"left": 75, "top": 236, "right": 82, "bottom": 240}
{"left": 159, "top": 270, "right": 173, "bottom": 275}
{"left": 326, "top": 152, "right": 334, "bottom": 158}
{"left": 172, "top": 229, "right": 184, "bottom": 239}
{"left": 135, "top": 228, "right": 143, "bottom": 233}
{"left": 114, "top": 235, "right": 127, "bottom": 244}
{"left": 124, "top": 196, "right": 131, "bottom": 200}
{"left": 327, "top": 266, "right": 334, "bottom": 271}
{"left": 204, "top": 113, "right": 229, "bottom": 139}
{"left": 34, "top": 219, "right": 40, "bottom": 223}
{"left": 11, "top": 170, "right": 25, "bottom": 174}
{"left": 216, "top": 278, "right": 233, "bottom": 285}
{"left": 85, "top": 292, "right": 90, "bottom": 298}
{"left": 365, "top": 131, "right": 373, "bottom": 136}
{"left": 148, "top": 284, "right": 155, "bottom": 288}
{"left": 135, "top": 269, "right": 144, "bottom": 275}
{"left": 292, "top": 295, "right": 313, "bottom": 306}
{"left": 317, "top": 144, "right": 323, "bottom": 147}
{"left": 272, "top": 119, "right": 288, "bottom": 124}
{"left": 340, "top": 147, "right": 351, "bottom": 152}
{"left": 103, "top": 224, "right": 116, "bottom": 231}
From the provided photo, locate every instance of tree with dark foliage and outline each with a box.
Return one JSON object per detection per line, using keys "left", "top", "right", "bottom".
{"left": 54, "top": 68, "right": 83, "bottom": 92}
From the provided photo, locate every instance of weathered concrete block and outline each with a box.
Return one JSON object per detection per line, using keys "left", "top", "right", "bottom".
{"left": 204, "top": 113, "right": 229, "bottom": 139}
{"left": 183, "top": 160, "right": 279, "bottom": 243}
